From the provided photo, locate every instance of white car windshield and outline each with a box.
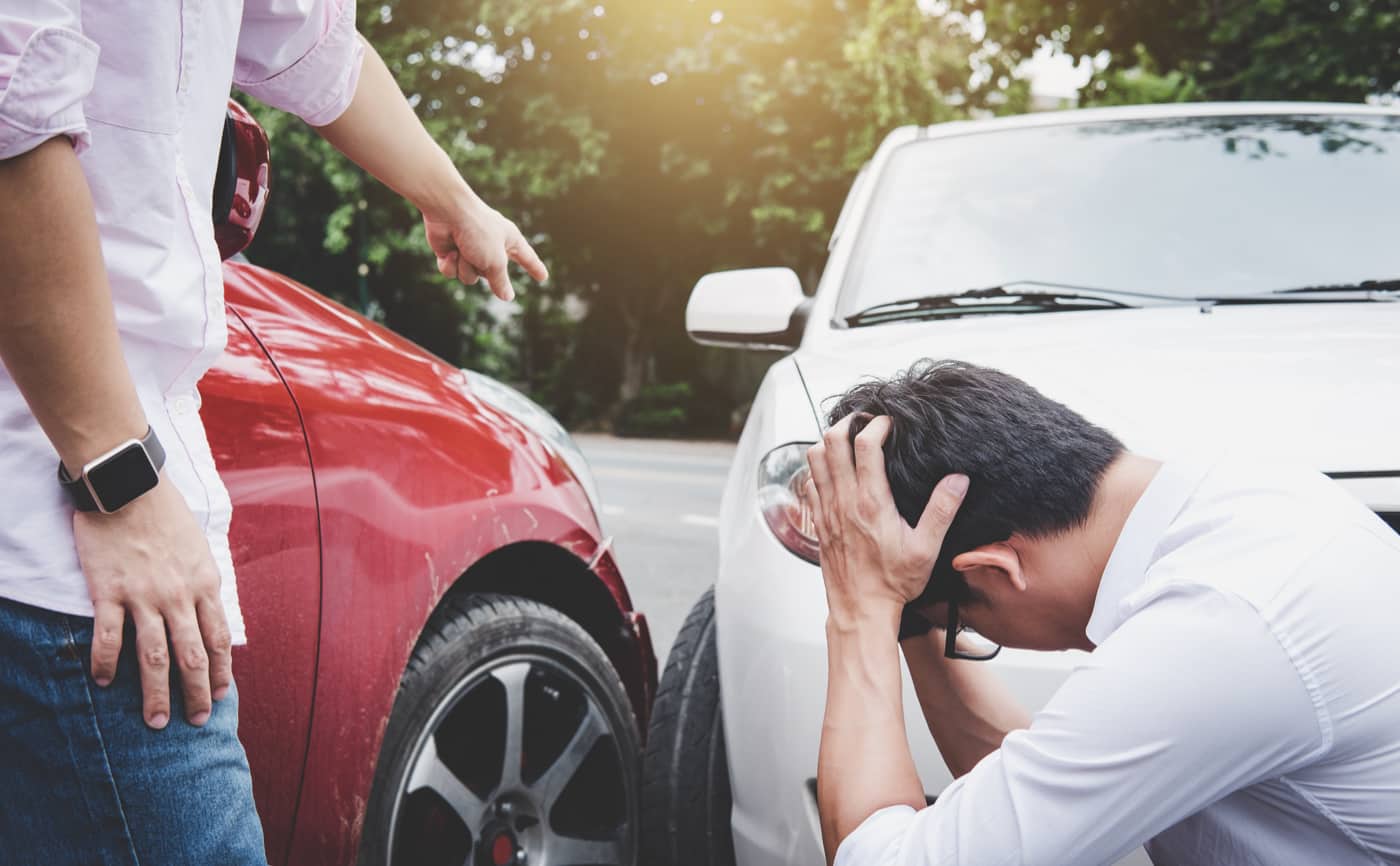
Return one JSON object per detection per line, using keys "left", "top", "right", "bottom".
{"left": 838, "top": 113, "right": 1400, "bottom": 319}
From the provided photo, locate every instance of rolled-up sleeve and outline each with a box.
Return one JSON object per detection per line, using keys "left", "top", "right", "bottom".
{"left": 233, "top": 0, "right": 364, "bottom": 127}
{"left": 0, "top": 0, "right": 100, "bottom": 159}
{"left": 835, "top": 587, "right": 1325, "bottom": 866}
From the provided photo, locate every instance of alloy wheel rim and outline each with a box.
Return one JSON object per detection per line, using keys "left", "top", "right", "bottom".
{"left": 386, "top": 652, "right": 634, "bottom": 866}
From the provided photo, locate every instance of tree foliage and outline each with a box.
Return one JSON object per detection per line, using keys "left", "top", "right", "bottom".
{"left": 243, "top": 1, "right": 1025, "bottom": 426}
{"left": 967, "top": 0, "right": 1400, "bottom": 104}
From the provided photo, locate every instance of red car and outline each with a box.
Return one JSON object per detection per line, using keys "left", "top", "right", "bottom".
{"left": 207, "top": 102, "right": 656, "bottom": 866}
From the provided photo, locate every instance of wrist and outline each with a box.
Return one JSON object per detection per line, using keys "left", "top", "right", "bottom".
{"left": 825, "top": 599, "right": 902, "bottom": 641}
{"left": 823, "top": 608, "right": 906, "bottom": 725}
{"left": 60, "top": 425, "right": 165, "bottom": 514}
{"left": 412, "top": 153, "right": 476, "bottom": 220}
{"left": 58, "top": 417, "right": 151, "bottom": 479}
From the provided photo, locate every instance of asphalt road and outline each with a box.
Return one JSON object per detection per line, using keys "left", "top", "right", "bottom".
{"left": 575, "top": 434, "right": 738, "bottom": 667}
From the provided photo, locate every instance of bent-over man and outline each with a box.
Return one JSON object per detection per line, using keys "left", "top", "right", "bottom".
{"left": 807, "top": 359, "right": 1400, "bottom": 866}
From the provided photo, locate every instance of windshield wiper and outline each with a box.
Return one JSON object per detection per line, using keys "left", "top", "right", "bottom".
{"left": 845, "top": 277, "right": 1400, "bottom": 327}
{"left": 1198, "top": 278, "right": 1400, "bottom": 306}
{"left": 1274, "top": 278, "right": 1400, "bottom": 296}
{"left": 843, "top": 282, "right": 1146, "bottom": 328}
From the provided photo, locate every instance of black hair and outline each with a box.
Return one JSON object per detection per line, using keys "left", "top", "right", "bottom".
{"left": 827, "top": 359, "right": 1124, "bottom": 606}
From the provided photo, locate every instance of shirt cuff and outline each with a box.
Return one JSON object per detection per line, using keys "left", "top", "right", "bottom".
{"left": 834, "top": 805, "right": 918, "bottom": 866}
{"left": 235, "top": 0, "right": 365, "bottom": 127}
{"left": 0, "top": 27, "right": 99, "bottom": 160}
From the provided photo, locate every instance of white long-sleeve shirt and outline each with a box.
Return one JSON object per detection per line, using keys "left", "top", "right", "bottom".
{"left": 0, "top": 0, "right": 364, "bottom": 642}
{"left": 837, "top": 458, "right": 1400, "bottom": 866}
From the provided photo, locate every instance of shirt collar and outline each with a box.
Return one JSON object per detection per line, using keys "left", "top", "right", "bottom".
{"left": 1084, "top": 457, "right": 1215, "bottom": 646}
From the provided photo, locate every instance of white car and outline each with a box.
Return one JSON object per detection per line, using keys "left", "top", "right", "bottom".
{"left": 640, "top": 102, "right": 1400, "bottom": 866}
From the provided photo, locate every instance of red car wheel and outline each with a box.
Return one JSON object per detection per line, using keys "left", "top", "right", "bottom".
{"left": 359, "top": 594, "right": 641, "bottom": 866}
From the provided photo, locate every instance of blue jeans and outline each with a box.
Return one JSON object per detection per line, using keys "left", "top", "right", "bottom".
{"left": 0, "top": 596, "right": 267, "bottom": 865}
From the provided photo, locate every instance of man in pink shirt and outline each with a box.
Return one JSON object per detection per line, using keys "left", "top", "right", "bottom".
{"left": 0, "top": 1, "right": 546, "bottom": 862}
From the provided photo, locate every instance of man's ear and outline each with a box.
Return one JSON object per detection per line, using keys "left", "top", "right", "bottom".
{"left": 951, "top": 543, "right": 1027, "bottom": 592}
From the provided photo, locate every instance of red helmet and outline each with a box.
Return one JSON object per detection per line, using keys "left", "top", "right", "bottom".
{"left": 212, "top": 99, "right": 271, "bottom": 260}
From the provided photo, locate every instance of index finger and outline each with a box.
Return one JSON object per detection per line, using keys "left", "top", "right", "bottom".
{"left": 915, "top": 473, "right": 970, "bottom": 550}
{"left": 507, "top": 228, "right": 548, "bottom": 283}
{"left": 851, "top": 415, "right": 894, "bottom": 499}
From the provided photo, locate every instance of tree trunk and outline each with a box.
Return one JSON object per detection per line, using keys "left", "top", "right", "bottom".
{"left": 619, "top": 323, "right": 645, "bottom": 404}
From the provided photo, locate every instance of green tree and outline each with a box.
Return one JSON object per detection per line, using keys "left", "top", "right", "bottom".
{"left": 243, "top": 1, "right": 608, "bottom": 378}
{"left": 534, "top": 0, "right": 1026, "bottom": 409}
{"left": 966, "top": 0, "right": 1400, "bottom": 104}
{"left": 244, "top": 1, "right": 1029, "bottom": 427}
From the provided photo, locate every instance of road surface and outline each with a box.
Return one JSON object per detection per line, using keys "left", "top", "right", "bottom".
{"left": 575, "top": 434, "right": 737, "bottom": 666}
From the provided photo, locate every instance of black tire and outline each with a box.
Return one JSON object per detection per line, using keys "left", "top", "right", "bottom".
{"left": 359, "top": 593, "right": 642, "bottom": 866}
{"left": 640, "top": 587, "right": 736, "bottom": 866}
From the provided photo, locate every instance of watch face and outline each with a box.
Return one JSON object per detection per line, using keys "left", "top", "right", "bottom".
{"left": 85, "top": 442, "right": 160, "bottom": 512}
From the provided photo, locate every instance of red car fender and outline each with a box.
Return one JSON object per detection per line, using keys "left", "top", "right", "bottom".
{"left": 222, "top": 262, "right": 654, "bottom": 863}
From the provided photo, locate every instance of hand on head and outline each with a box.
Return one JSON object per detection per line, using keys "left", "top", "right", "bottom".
{"left": 805, "top": 413, "right": 969, "bottom": 629}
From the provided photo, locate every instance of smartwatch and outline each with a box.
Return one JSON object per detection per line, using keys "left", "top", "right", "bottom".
{"left": 58, "top": 427, "right": 166, "bottom": 513}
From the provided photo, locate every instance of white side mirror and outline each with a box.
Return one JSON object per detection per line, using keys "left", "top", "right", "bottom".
{"left": 685, "top": 268, "right": 807, "bottom": 350}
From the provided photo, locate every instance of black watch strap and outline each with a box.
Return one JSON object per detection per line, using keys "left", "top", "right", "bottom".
{"left": 58, "top": 427, "right": 166, "bottom": 513}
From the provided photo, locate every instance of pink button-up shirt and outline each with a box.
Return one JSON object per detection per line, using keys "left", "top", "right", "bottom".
{"left": 0, "top": 0, "right": 364, "bottom": 643}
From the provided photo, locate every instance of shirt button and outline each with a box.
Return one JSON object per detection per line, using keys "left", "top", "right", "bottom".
{"left": 173, "top": 396, "right": 194, "bottom": 415}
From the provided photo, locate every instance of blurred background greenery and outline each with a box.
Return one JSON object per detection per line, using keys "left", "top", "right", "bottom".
{"left": 241, "top": 0, "right": 1399, "bottom": 436}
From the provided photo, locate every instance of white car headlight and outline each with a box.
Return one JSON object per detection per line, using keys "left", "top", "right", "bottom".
{"left": 757, "top": 442, "right": 820, "bottom": 564}
{"left": 465, "top": 371, "right": 603, "bottom": 520}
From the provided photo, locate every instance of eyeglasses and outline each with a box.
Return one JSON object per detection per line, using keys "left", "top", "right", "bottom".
{"left": 943, "top": 599, "right": 1002, "bottom": 661}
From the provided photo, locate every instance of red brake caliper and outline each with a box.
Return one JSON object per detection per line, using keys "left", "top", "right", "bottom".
{"left": 491, "top": 833, "right": 515, "bottom": 866}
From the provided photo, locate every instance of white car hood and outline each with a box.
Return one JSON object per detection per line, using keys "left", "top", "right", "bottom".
{"left": 795, "top": 302, "right": 1400, "bottom": 474}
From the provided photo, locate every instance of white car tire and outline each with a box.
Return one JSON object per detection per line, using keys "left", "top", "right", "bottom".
{"left": 641, "top": 587, "right": 736, "bottom": 866}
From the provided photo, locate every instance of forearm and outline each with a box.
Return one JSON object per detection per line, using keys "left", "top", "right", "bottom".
{"left": 0, "top": 137, "right": 148, "bottom": 472}
{"left": 818, "top": 609, "right": 925, "bottom": 865}
{"left": 313, "top": 38, "right": 472, "bottom": 217}
{"left": 901, "top": 630, "right": 1030, "bottom": 778}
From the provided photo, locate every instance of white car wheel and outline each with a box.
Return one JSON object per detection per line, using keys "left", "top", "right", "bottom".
{"left": 641, "top": 588, "right": 735, "bottom": 866}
